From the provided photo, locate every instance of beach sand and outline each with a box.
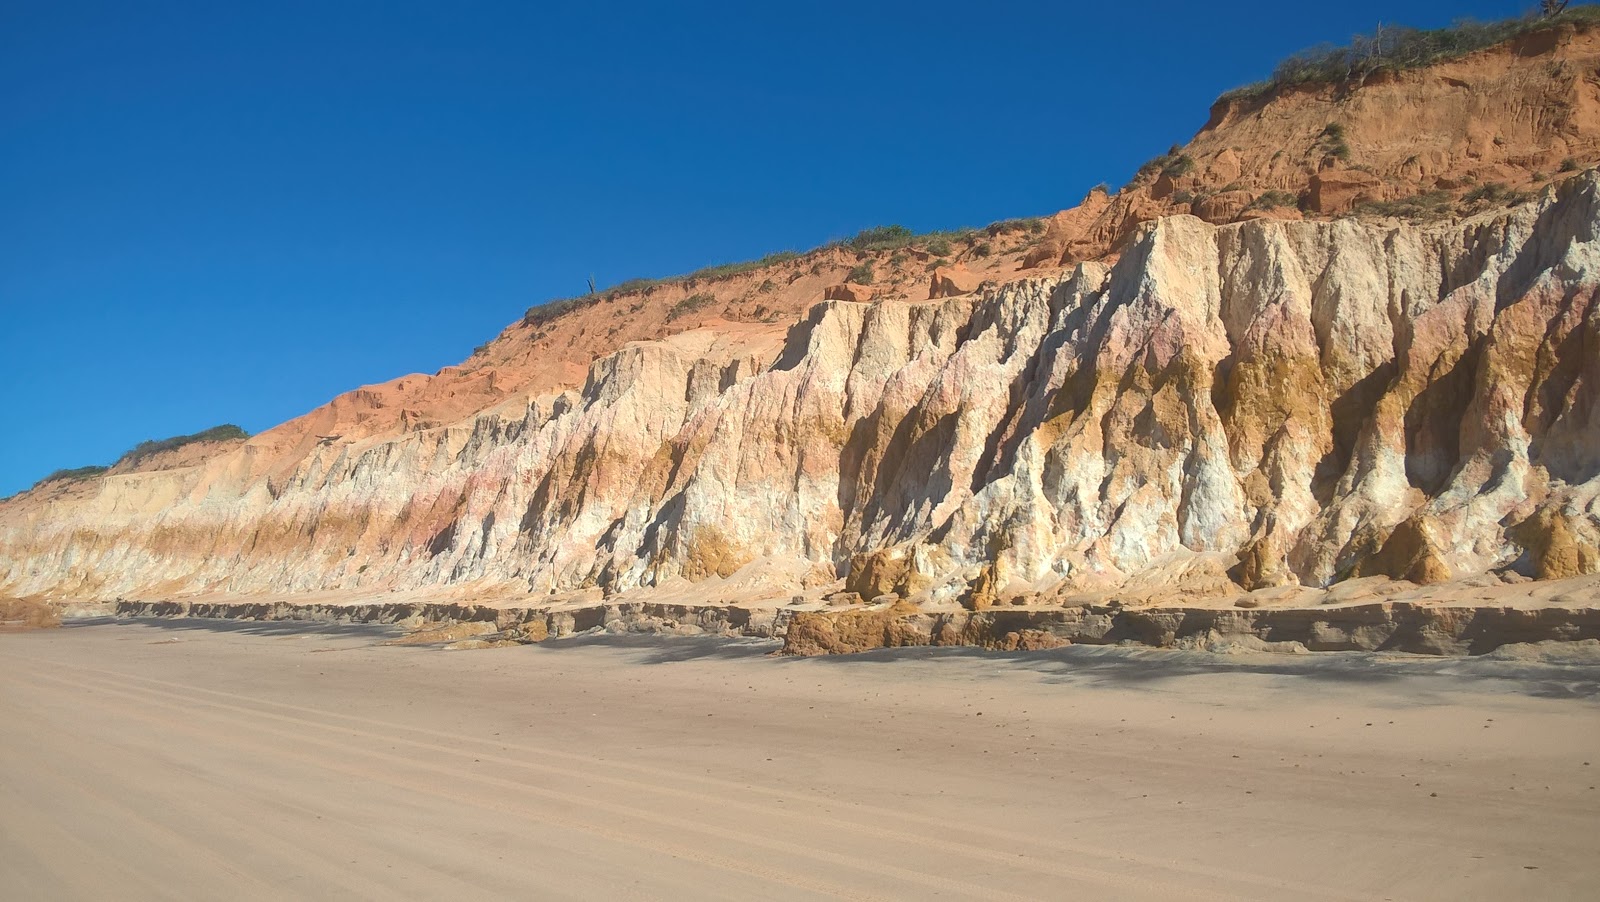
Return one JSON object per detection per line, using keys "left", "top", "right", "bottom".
{"left": 2, "top": 618, "right": 1597, "bottom": 900}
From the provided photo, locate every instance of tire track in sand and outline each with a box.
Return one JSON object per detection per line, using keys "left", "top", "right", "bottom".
{"left": 22, "top": 667, "right": 1043, "bottom": 901}
{"left": 26, "top": 653, "right": 1378, "bottom": 902}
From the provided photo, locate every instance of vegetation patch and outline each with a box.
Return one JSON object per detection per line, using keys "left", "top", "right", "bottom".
{"left": 524, "top": 295, "right": 597, "bottom": 329}
{"left": 1319, "top": 123, "right": 1351, "bottom": 161}
{"left": 29, "top": 424, "right": 249, "bottom": 491}
{"left": 1134, "top": 145, "right": 1194, "bottom": 184}
{"left": 33, "top": 465, "right": 110, "bottom": 489}
{"left": 1218, "top": 6, "right": 1600, "bottom": 102}
{"left": 1248, "top": 189, "right": 1299, "bottom": 210}
{"left": 846, "top": 262, "right": 875, "bottom": 285}
{"left": 117, "top": 425, "right": 249, "bottom": 468}
{"left": 845, "top": 225, "right": 915, "bottom": 252}
{"left": 1461, "top": 181, "right": 1532, "bottom": 208}
{"left": 682, "top": 251, "right": 800, "bottom": 283}
{"left": 1161, "top": 154, "right": 1195, "bottom": 179}
{"left": 1354, "top": 189, "right": 1454, "bottom": 219}
{"left": 667, "top": 292, "right": 718, "bottom": 321}
{"left": 840, "top": 224, "right": 978, "bottom": 257}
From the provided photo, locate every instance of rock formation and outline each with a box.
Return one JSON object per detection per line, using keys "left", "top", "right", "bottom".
{"left": 3, "top": 19, "right": 1599, "bottom": 619}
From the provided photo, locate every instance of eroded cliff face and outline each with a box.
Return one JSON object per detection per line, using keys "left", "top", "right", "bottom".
{"left": 53, "top": 18, "right": 1595, "bottom": 510}
{"left": 1024, "top": 23, "right": 1600, "bottom": 265}
{"left": 5, "top": 174, "right": 1598, "bottom": 605}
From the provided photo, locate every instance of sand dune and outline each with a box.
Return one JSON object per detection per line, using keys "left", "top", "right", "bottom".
{"left": 2, "top": 621, "right": 1597, "bottom": 900}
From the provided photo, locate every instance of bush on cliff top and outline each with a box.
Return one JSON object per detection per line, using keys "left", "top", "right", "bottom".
{"left": 30, "top": 425, "right": 251, "bottom": 491}
{"left": 522, "top": 223, "right": 994, "bottom": 327}
{"left": 34, "top": 465, "right": 110, "bottom": 488}
{"left": 118, "top": 424, "right": 249, "bottom": 468}
{"left": 1219, "top": 6, "right": 1600, "bottom": 102}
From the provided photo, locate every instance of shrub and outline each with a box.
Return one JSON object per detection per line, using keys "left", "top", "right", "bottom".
{"left": 34, "top": 465, "right": 109, "bottom": 488}
{"left": 523, "top": 295, "right": 594, "bottom": 328}
{"left": 1560, "top": 157, "right": 1580, "bottom": 171}
{"left": 1320, "top": 123, "right": 1352, "bottom": 160}
{"left": 1354, "top": 189, "right": 1454, "bottom": 219}
{"left": 1135, "top": 144, "right": 1186, "bottom": 181}
{"left": 985, "top": 218, "right": 1035, "bottom": 236}
{"left": 845, "top": 225, "right": 914, "bottom": 252}
{"left": 609, "top": 278, "right": 660, "bottom": 295}
{"left": 1218, "top": 8, "right": 1600, "bottom": 102}
{"left": 118, "top": 425, "right": 248, "bottom": 467}
{"left": 684, "top": 251, "right": 800, "bottom": 282}
{"left": 971, "top": 242, "right": 992, "bottom": 258}
{"left": 667, "top": 293, "right": 717, "bottom": 321}
{"left": 846, "top": 262, "right": 875, "bottom": 284}
{"left": 1161, "top": 154, "right": 1195, "bottom": 179}
{"left": 923, "top": 237, "right": 953, "bottom": 257}
{"left": 1462, "top": 182, "right": 1531, "bottom": 207}
{"left": 1249, "top": 190, "right": 1298, "bottom": 210}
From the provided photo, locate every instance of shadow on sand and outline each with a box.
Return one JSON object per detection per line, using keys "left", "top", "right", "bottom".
{"left": 68, "top": 616, "right": 402, "bottom": 642}
{"left": 537, "top": 633, "right": 783, "bottom": 663}
{"left": 71, "top": 617, "right": 1600, "bottom": 700}
{"left": 787, "top": 643, "right": 1600, "bottom": 700}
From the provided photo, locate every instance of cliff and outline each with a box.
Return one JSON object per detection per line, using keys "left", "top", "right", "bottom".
{"left": 4, "top": 18, "right": 1599, "bottom": 617}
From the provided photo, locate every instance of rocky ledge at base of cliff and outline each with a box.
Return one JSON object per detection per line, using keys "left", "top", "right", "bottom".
{"left": 778, "top": 602, "right": 1600, "bottom": 657}
{"left": 99, "top": 583, "right": 1600, "bottom": 658}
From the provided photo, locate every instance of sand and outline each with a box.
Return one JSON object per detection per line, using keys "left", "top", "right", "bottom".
{"left": 2, "top": 619, "right": 1597, "bottom": 900}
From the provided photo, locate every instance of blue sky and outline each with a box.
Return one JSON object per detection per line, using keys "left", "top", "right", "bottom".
{"left": 0, "top": 0, "right": 1529, "bottom": 495}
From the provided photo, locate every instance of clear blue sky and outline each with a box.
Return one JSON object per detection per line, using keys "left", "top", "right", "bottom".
{"left": 0, "top": 0, "right": 1527, "bottom": 495}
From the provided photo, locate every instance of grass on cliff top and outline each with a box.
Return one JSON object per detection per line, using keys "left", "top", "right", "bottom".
{"left": 521, "top": 221, "right": 1013, "bottom": 326}
{"left": 1218, "top": 5, "right": 1600, "bottom": 103}
{"left": 32, "top": 424, "right": 251, "bottom": 491}
{"left": 117, "top": 424, "right": 249, "bottom": 468}
{"left": 32, "top": 465, "right": 111, "bottom": 489}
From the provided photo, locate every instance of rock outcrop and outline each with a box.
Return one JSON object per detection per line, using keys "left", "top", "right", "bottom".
{"left": 780, "top": 603, "right": 1600, "bottom": 656}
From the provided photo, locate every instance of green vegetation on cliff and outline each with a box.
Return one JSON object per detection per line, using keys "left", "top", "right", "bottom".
{"left": 29, "top": 424, "right": 251, "bottom": 491}
{"left": 1219, "top": 6, "right": 1600, "bottom": 102}
{"left": 116, "top": 424, "right": 249, "bottom": 468}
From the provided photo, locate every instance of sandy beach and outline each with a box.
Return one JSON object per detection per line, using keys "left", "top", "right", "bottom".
{"left": 2, "top": 619, "right": 1597, "bottom": 900}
